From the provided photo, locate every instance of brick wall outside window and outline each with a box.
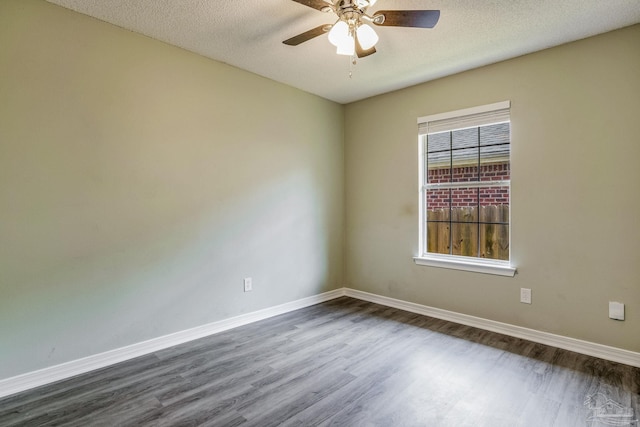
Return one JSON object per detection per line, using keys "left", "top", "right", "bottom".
{"left": 427, "top": 162, "right": 510, "bottom": 209}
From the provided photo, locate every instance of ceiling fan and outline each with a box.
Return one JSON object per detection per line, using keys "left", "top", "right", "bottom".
{"left": 283, "top": 0, "right": 440, "bottom": 58}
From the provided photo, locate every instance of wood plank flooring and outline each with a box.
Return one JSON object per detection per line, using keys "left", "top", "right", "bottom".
{"left": 1, "top": 297, "right": 638, "bottom": 426}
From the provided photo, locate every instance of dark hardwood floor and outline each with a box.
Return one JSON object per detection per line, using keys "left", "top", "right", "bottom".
{"left": 1, "top": 297, "right": 638, "bottom": 426}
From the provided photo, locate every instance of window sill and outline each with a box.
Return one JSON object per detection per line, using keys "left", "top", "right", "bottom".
{"left": 413, "top": 255, "right": 516, "bottom": 277}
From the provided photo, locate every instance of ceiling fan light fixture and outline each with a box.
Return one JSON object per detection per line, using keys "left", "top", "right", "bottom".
{"left": 336, "top": 34, "right": 355, "bottom": 56}
{"left": 328, "top": 20, "right": 349, "bottom": 47}
{"left": 356, "top": 23, "right": 378, "bottom": 50}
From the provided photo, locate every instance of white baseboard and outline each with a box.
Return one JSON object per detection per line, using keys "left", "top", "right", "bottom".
{"left": 0, "top": 288, "right": 347, "bottom": 400}
{"left": 344, "top": 288, "right": 640, "bottom": 368}
{"left": 2, "top": 287, "right": 638, "bottom": 400}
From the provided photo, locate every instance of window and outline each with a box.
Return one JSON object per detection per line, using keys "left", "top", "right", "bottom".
{"left": 414, "top": 101, "right": 516, "bottom": 276}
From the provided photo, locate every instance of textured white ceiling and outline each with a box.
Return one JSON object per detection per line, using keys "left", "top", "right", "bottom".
{"left": 46, "top": 0, "right": 640, "bottom": 104}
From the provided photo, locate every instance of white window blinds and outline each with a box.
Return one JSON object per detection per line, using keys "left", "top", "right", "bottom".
{"left": 418, "top": 101, "right": 510, "bottom": 135}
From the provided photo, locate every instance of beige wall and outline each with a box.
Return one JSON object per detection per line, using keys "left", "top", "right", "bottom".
{"left": 0, "top": 0, "right": 344, "bottom": 379}
{"left": 345, "top": 25, "right": 640, "bottom": 352}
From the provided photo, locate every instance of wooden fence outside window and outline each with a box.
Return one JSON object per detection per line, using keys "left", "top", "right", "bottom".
{"left": 426, "top": 204, "right": 509, "bottom": 260}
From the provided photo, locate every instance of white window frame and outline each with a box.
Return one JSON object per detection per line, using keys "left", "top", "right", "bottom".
{"left": 414, "top": 101, "right": 516, "bottom": 277}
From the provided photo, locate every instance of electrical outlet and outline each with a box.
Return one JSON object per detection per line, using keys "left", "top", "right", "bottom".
{"left": 243, "top": 277, "right": 252, "bottom": 292}
{"left": 520, "top": 288, "right": 531, "bottom": 304}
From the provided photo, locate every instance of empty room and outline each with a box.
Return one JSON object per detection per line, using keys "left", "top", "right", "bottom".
{"left": 0, "top": 0, "right": 639, "bottom": 425}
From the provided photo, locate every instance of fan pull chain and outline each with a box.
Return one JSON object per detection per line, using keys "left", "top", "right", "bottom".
{"left": 349, "top": 55, "right": 357, "bottom": 78}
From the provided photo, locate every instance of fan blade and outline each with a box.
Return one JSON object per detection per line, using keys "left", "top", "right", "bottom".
{"left": 291, "top": 0, "right": 332, "bottom": 12}
{"left": 283, "top": 25, "right": 330, "bottom": 46}
{"left": 373, "top": 10, "right": 440, "bottom": 28}
{"left": 355, "top": 37, "right": 376, "bottom": 58}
